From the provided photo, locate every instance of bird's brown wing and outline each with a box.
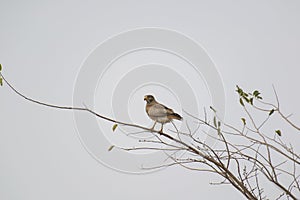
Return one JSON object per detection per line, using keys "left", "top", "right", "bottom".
{"left": 159, "top": 103, "right": 182, "bottom": 120}
{"left": 161, "top": 104, "right": 174, "bottom": 115}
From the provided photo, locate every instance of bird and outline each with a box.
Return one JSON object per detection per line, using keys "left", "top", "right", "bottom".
{"left": 144, "top": 95, "right": 182, "bottom": 132}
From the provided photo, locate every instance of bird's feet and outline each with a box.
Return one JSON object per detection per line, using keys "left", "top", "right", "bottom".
{"left": 159, "top": 125, "right": 163, "bottom": 133}
{"left": 149, "top": 121, "right": 157, "bottom": 132}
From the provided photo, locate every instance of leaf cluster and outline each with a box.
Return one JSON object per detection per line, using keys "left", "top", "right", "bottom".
{"left": 236, "top": 85, "right": 263, "bottom": 107}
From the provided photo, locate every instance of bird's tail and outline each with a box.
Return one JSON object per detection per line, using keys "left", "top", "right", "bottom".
{"left": 170, "top": 113, "right": 182, "bottom": 121}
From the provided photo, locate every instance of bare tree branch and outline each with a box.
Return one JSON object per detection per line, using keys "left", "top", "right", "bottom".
{"left": 1, "top": 72, "right": 299, "bottom": 199}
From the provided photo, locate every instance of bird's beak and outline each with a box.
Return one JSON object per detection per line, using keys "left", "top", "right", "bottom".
{"left": 144, "top": 96, "right": 147, "bottom": 101}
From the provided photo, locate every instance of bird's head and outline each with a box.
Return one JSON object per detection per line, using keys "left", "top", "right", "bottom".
{"left": 144, "top": 95, "right": 156, "bottom": 104}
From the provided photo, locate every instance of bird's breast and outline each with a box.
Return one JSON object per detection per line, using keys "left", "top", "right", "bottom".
{"left": 146, "top": 103, "right": 172, "bottom": 123}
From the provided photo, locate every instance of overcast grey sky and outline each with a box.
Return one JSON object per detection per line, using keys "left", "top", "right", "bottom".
{"left": 1, "top": 1, "right": 300, "bottom": 199}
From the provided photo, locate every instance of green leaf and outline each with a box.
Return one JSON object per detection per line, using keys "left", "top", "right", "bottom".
{"left": 108, "top": 145, "right": 115, "bottom": 151}
{"left": 243, "top": 96, "right": 250, "bottom": 103}
{"left": 275, "top": 130, "right": 282, "bottom": 136}
{"left": 210, "top": 106, "right": 216, "bottom": 113}
{"left": 236, "top": 85, "right": 244, "bottom": 96}
{"left": 269, "top": 109, "right": 275, "bottom": 116}
{"left": 213, "top": 116, "right": 217, "bottom": 128}
{"left": 249, "top": 98, "right": 253, "bottom": 105}
{"left": 253, "top": 90, "right": 260, "bottom": 97}
{"left": 112, "top": 124, "right": 118, "bottom": 132}
{"left": 239, "top": 98, "right": 245, "bottom": 106}
{"left": 218, "top": 121, "right": 221, "bottom": 127}
{"left": 0, "top": 63, "right": 2, "bottom": 71}
{"left": 241, "top": 118, "right": 246, "bottom": 125}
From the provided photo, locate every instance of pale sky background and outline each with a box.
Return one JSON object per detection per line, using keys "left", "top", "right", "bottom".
{"left": 1, "top": 1, "right": 300, "bottom": 199}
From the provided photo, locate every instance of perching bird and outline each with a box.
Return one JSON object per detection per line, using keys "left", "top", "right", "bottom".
{"left": 144, "top": 95, "right": 182, "bottom": 132}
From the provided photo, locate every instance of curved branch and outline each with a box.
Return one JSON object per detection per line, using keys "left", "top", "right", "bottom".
{"left": 2, "top": 72, "right": 299, "bottom": 199}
